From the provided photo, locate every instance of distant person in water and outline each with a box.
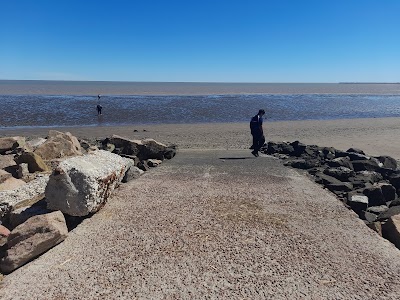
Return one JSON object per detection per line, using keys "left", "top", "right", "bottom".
{"left": 249, "top": 109, "right": 266, "bottom": 157}
{"left": 96, "top": 95, "right": 102, "bottom": 115}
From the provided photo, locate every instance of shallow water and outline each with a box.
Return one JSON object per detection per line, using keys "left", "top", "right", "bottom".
{"left": 0, "top": 81, "right": 400, "bottom": 128}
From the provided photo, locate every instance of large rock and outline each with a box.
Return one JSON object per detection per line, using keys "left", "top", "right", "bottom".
{"left": 14, "top": 151, "right": 49, "bottom": 173}
{"left": 0, "top": 211, "right": 68, "bottom": 273}
{"left": 45, "top": 150, "right": 133, "bottom": 216}
{"left": 0, "top": 169, "right": 12, "bottom": 184}
{"left": 377, "top": 206, "right": 400, "bottom": 221}
{"left": 352, "top": 160, "right": 381, "bottom": 172}
{"left": 326, "top": 182, "right": 353, "bottom": 193}
{"left": 0, "top": 177, "right": 26, "bottom": 191}
{"left": 9, "top": 201, "right": 52, "bottom": 229}
{"left": 0, "top": 137, "right": 25, "bottom": 154}
{"left": 122, "top": 166, "right": 144, "bottom": 183}
{"left": 289, "top": 159, "right": 320, "bottom": 170}
{"left": 346, "top": 148, "right": 365, "bottom": 155}
{"left": 34, "top": 131, "right": 82, "bottom": 160}
{"left": 323, "top": 167, "right": 354, "bottom": 182}
{"left": 347, "top": 194, "right": 368, "bottom": 215}
{"left": 0, "top": 174, "right": 49, "bottom": 224}
{"left": 377, "top": 156, "right": 397, "bottom": 170}
{"left": 26, "top": 138, "right": 47, "bottom": 150}
{"left": 327, "top": 157, "right": 353, "bottom": 170}
{"left": 108, "top": 135, "right": 168, "bottom": 160}
{"left": 382, "top": 214, "right": 400, "bottom": 249}
{"left": 314, "top": 173, "right": 342, "bottom": 186}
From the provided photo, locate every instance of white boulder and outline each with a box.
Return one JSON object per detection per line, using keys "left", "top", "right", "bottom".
{"left": 45, "top": 150, "right": 133, "bottom": 216}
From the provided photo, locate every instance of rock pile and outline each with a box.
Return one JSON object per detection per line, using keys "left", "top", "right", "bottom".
{"left": 0, "top": 131, "right": 175, "bottom": 274}
{"left": 263, "top": 141, "right": 400, "bottom": 249}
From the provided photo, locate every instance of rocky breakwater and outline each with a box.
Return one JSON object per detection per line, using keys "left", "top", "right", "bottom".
{"left": 263, "top": 141, "right": 400, "bottom": 249}
{"left": 0, "top": 131, "right": 176, "bottom": 274}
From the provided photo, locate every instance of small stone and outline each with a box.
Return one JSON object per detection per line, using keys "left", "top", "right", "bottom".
{"left": 147, "top": 159, "right": 162, "bottom": 167}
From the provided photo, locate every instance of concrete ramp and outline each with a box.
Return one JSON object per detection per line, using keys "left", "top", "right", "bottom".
{"left": 1, "top": 150, "right": 400, "bottom": 299}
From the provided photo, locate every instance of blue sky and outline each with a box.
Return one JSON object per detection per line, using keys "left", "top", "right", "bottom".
{"left": 1, "top": 0, "right": 399, "bottom": 82}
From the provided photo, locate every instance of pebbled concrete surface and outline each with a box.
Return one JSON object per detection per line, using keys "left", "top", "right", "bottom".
{"left": 1, "top": 150, "right": 400, "bottom": 299}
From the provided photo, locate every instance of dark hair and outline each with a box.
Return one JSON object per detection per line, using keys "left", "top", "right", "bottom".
{"left": 258, "top": 109, "right": 265, "bottom": 115}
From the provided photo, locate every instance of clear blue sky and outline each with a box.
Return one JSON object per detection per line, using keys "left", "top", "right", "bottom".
{"left": 1, "top": 0, "right": 399, "bottom": 82}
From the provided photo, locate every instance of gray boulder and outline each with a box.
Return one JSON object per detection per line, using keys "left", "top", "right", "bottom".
{"left": 45, "top": 150, "right": 133, "bottom": 216}
{"left": 323, "top": 167, "right": 354, "bottom": 182}
{"left": 289, "top": 159, "right": 320, "bottom": 170}
{"left": 346, "top": 148, "right": 365, "bottom": 155}
{"left": 347, "top": 194, "right": 368, "bottom": 215}
{"left": 352, "top": 160, "right": 381, "bottom": 172}
{"left": 377, "top": 156, "right": 397, "bottom": 170}
{"left": 377, "top": 206, "right": 400, "bottom": 221}
{"left": 122, "top": 166, "right": 144, "bottom": 183}
{"left": 366, "top": 205, "right": 389, "bottom": 215}
{"left": 327, "top": 157, "right": 353, "bottom": 170}
{"left": 314, "top": 173, "right": 342, "bottom": 186}
{"left": 0, "top": 211, "right": 68, "bottom": 273}
{"left": 382, "top": 214, "right": 400, "bottom": 249}
{"left": 326, "top": 182, "right": 353, "bottom": 193}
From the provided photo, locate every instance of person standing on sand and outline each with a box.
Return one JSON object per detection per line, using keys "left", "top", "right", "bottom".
{"left": 96, "top": 95, "right": 102, "bottom": 115}
{"left": 250, "top": 109, "right": 266, "bottom": 157}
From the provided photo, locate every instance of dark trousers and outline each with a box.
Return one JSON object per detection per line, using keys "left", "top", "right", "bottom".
{"left": 251, "top": 132, "right": 265, "bottom": 153}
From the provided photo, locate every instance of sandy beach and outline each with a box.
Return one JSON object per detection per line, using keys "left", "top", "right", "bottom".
{"left": 2, "top": 117, "right": 400, "bottom": 159}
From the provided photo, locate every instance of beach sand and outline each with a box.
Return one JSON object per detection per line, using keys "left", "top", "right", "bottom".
{"left": 1, "top": 117, "right": 400, "bottom": 158}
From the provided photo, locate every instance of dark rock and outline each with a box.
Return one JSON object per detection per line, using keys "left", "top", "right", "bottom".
{"left": 352, "top": 160, "right": 380, "bottom": 172}
{"left": 349, "top": 171, "right": 383, "bottom": 184}
{"left": 389, "top": 198, "right": 400, "bottom": 207}
{"left": 335, "top": 150, "right": 350, "bottom": 158}
{"left": 323, "top": 167, "right": 354, "bottom": 182}
{"left": 382, "top": 214, "right": 400, "bottom": 248}
{"left": 327, "top": 157, "right": 353, "bottom": 170}
{"left": 280, "top": 143, "right": 294, "bottom": 155}
{"left": 322, "top": 147, "right": 336, "bottom": 160}
{"left": 377, "top": 206, "right": 400, "bottom": 221}
{"left": 314, "top": 173, "right": 342, "bottom": 186}
{"left": 290, "top": 141, "right": 307, "bottom": 156}
{"left": 347, "top": 194, "right": 368, "bottom": 215}
{"left": 347, "top": 152, "right": 369, "bottom": 161}
{"left": 265, "top": 142, "right": 281, "bottom": 154}
{"left": 137, "top": 161, "right": 150, "bottom": 171}
{"left": 380, "top": 183, "right": 397, "bottom": 202}
{"left": 326, "top": 182, "right": 353, "bottom": 192}
{"left": 388, "top": 174, "right": 400, "bottom": 189}
{"left": 307, "top": 167, "right": 326, "bottom": 176}
{"left": 164, "top": 148, "right": 176, "bottom": 160}
{"left": 362, "top": 186, "right": 386, "bottom": 206}
{"left": 377, "top": 156, "right": 397, "bottom": 170}
{"left": 290, "top": 159, "right": 320, "bottom": 169}
{"left": 346, "top": 148, "right": 365, "bottom": 155}
{"left": 366, "top": 205, "right": 389, "bottom": 215}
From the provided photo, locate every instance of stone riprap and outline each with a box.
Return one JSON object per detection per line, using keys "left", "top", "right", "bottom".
{"left": 34, "top": 130, "right": 82, "bottom": 160}
{"left": 0, "top": 211, "right": 68, "bottom": 274}
{"left": 0, "top": 174, "right": 49, "bottom": 224}
{"left": 45, "top": 150, "right": 134, "bottom": 216}
{"left": 263, "top": 141, "right": 400, "bottom": 249}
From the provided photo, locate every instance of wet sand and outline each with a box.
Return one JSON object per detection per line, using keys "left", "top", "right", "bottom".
{"left": 1, "top": 117, "right": 400, "bottom": 158}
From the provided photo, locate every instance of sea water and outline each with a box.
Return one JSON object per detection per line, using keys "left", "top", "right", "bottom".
{"left": 1, "top": 81, "right": 400, "bottom": 128}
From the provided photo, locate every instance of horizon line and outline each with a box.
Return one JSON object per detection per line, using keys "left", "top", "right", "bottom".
{"left": 1, "top": 79, "right": 400, "bottom": 84}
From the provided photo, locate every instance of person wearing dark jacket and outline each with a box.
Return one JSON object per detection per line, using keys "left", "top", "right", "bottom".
{"left": 250, "top": 109, "right": 266, "bottom": 157}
